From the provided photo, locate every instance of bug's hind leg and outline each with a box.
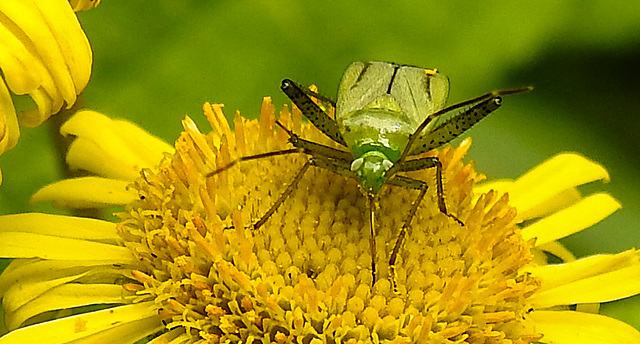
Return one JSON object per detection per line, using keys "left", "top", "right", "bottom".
{"left": 385, "top": 175, "right": 428, "bottom": 292}
{"left": 206, "top": 147, "right": 313, "bottom": 231}
{"left": 253, "top": 159, "right": 314, "bottom": 230}
{"left": 366, "top": 195, "right": 378, "bottom": 285}
{"left": 394, "top": 157, "right": 464, "bottom": 226}
{"left": 385, "top": 167, "right": 464, "bottom": 291}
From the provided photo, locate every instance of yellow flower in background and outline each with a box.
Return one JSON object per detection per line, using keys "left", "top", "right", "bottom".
{"left": 0, "top": 0, "right": 93, "bottom": 183}
{"left": 68, "top": 0, "right": 102, "bottom": 12}
{"left": 0, "top": 99, "right": 639, "bottom": 343}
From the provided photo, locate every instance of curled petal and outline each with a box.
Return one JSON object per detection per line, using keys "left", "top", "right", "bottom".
{"left": 30, "top": 177, "right": 138, "bottom": 208}
{"left": 0, "top": 0, "right": 92, "bottom": 127}
{"left": 68, "top": 0, "right": 102, "bottom": 12}
{"left": 61, "top": 111, "right": 174, "bottom": 180}
{"left": 521, "top": 193, "right": 621, "bottom": 246}
{"left": 0, "top": 302, "right": 162, "bottom": 344}
{"left": 527, "top": 310, "right": 640, "bottom": 343}
{"left": 527, "top": 250, "right": 640, "bottom": 308}
{"left": 474, "top": 154, "right": 610, "bottom": 223}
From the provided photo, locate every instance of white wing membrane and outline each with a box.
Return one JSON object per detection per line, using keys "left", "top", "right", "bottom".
{"left": 336, "top": 62, "right": 395, "bottom": 119}
{"left": 392, "top": 65, "right": 449, "bottom": 127}
{"left": 336, "top": 61, "right": 450, "bottom": 132}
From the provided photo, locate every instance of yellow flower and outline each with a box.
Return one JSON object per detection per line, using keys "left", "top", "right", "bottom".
{"left": 1, "top": 98, "right": 639, "bottom": 343}
{"left": 68, "top": 0, "right": 102, "bottom": 12}
{"left": 0, "top": 0, "right": 93, "bottom": 182}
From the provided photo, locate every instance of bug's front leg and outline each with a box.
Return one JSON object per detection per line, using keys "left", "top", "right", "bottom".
{"left": 407, "top": 87, "right": 531, "bottom": 158}
{"left": 280, "top": 79, "right": 347, "bottom": 146}
{"left": 385, "top": 175, "right": 429, "bottom": 291}
{"left": 394, "top": 157, "right": 464, "bottom": 226}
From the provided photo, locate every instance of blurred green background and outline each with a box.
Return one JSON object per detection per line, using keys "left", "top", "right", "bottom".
{"left": 1, "top": 0, "right": 639, "bottom": 331}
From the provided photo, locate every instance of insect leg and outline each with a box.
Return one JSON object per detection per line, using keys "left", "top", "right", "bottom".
{"left": 205, "top": 148, "right": 302, "bottom": 177}
{"left": 393, "top": 157, "right": 464, "bottom": 226}
{"left": 310, "top": 157, "right": 383, "bottom": 284}
{"left": 281, "top": 79, "right": 348, "bottom": 146}
{"left": 367, "top": 194, "right": 378, "bottom": 284}
{"left": 400, "top": 87, "right": 532, "bottom": 160}
{"left": 253, "top": 159, "right": 313, "bottom": 230}
{"left": 409, "top": 97, "right": 504, "bottom": 156}
{"left": 384, "top": 175, "right": 428, "bottom": 291}
{"left": 276, "top": 121, "right": 353, "bottom": 161}
{"left": 298, "top": 85, "right": 336, "bottom": 108}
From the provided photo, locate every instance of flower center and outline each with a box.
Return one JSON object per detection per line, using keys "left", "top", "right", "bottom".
{"left": 118, "top": 100, "right": 542, "bottom": 343}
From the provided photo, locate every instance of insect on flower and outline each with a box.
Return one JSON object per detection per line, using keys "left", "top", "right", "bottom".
{"left": 208, "top": 61, "right": 531, "bottom": 283}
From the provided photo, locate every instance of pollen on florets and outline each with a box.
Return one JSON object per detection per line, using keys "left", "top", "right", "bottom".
{"left": 116, "top": 98, "right": 542, "bottom": 343}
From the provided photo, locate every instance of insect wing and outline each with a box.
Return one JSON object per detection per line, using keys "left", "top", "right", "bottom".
{"left": 390, "top": 65, "right": 449, "bottom": 130}
{"left": 335, "top": 61, "right": 397, "bottom": 119}
{"left": 336, "top": 62, "right": 450, "bottom": 134}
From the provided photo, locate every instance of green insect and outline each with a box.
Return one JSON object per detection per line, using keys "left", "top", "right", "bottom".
{"left": 209, "top": 61, "right": 530, "bottom": 283}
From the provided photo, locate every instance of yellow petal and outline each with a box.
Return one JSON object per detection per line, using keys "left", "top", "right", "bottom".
{"left": 20, "top": 90, "right": 54, "bottom": 126}
{"left": 0, "top": 259, "right": 133, "bottom": 297}
{"left": 473, "top": 179, "right": 513, "bottom": 196}
{"left": 0, "top": 0, "right": 92, "bottom": 126}
{"left": 2, "top": 262, "right": 133, "bottom": 330}
{"left": 66, "top": 138, "right": 142, "bottom": 180}
{"left": 527, "top": 250, "right": 640, "bottom": 308}
{"left": 527, "top": 310, "right": 640, "bottom": 343}
{"left": 0, "top": 232, "right": 135, "bottom": 262}
{"left": 68, "top": 0, "right": 102, "bottom": 12}
{"left": 61, "top": 111, "right": 173, "bottom": 180}
{"left": 507, "top": 154, "right": 609, "bottom": 222}
{"left": 575, "top": 303, "right": 600, "bottom": 314}
{"left": 0, "top": 213, "right": 120, "bottom": 241}
{"left": 534, "top": 241, "right": 577, "bottom": 263}
{"left": 521, "top": 193, "right": 621, "bottom": 246}
{"left": 0, "top": 1, "right": 73, "bottom": 106}
{"left": 531, "top": 264, "right": 640, "bottom": 308}
{"left": 6, "top": 284, "right": 132, "bottom": 330}
{"left": 31, "top": 0, "right": 92, "bottom": 95}
{"left": 0, "top": 302, "right": 160, "bottom": 344}
{"left": 527, "top": 250, "right": 640, "bottom": 289}
{"left": 474, "top": 180, "right": 582, "bottom": 223}
{"left": 113, "top": 118, "right": 175, "bottom": 166}
{"left": 3, "top": 270, "right": 91, "bottom": 318}
{"left": 0, "top": 11, "right": 50, "bottom": 95}
{"left": 58, "top": 316, "right": 163, "bottom": 344}
{"left": 146, "top": 329, "right": 186, "bottom": 343}
{"left": 0, "top": 79, "right": 20, "bottom": 155}
{"left": 30, "top": 177, "right": 137, "bottom": 208}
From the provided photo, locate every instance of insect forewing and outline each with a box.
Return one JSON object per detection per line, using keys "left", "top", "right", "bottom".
{"left": 336, "top": 62, "right": 397, "bottom": 119}
{"left": 336, "top": 62, "right": 450, "bottom": 135}
{"left": 391, "top": 65, "right": 449, "bottom": 131}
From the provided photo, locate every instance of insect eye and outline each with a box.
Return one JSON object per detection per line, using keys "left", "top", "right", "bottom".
{"left": 494, "top": 97, "right": 503, "bottom": 106}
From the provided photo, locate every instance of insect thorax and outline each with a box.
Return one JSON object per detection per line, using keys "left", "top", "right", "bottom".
{"left": 337, "top": 107, "right": 417, "bottom": 194}
{"left": 338, "top": 108, "right": 414, "bottom": 163}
